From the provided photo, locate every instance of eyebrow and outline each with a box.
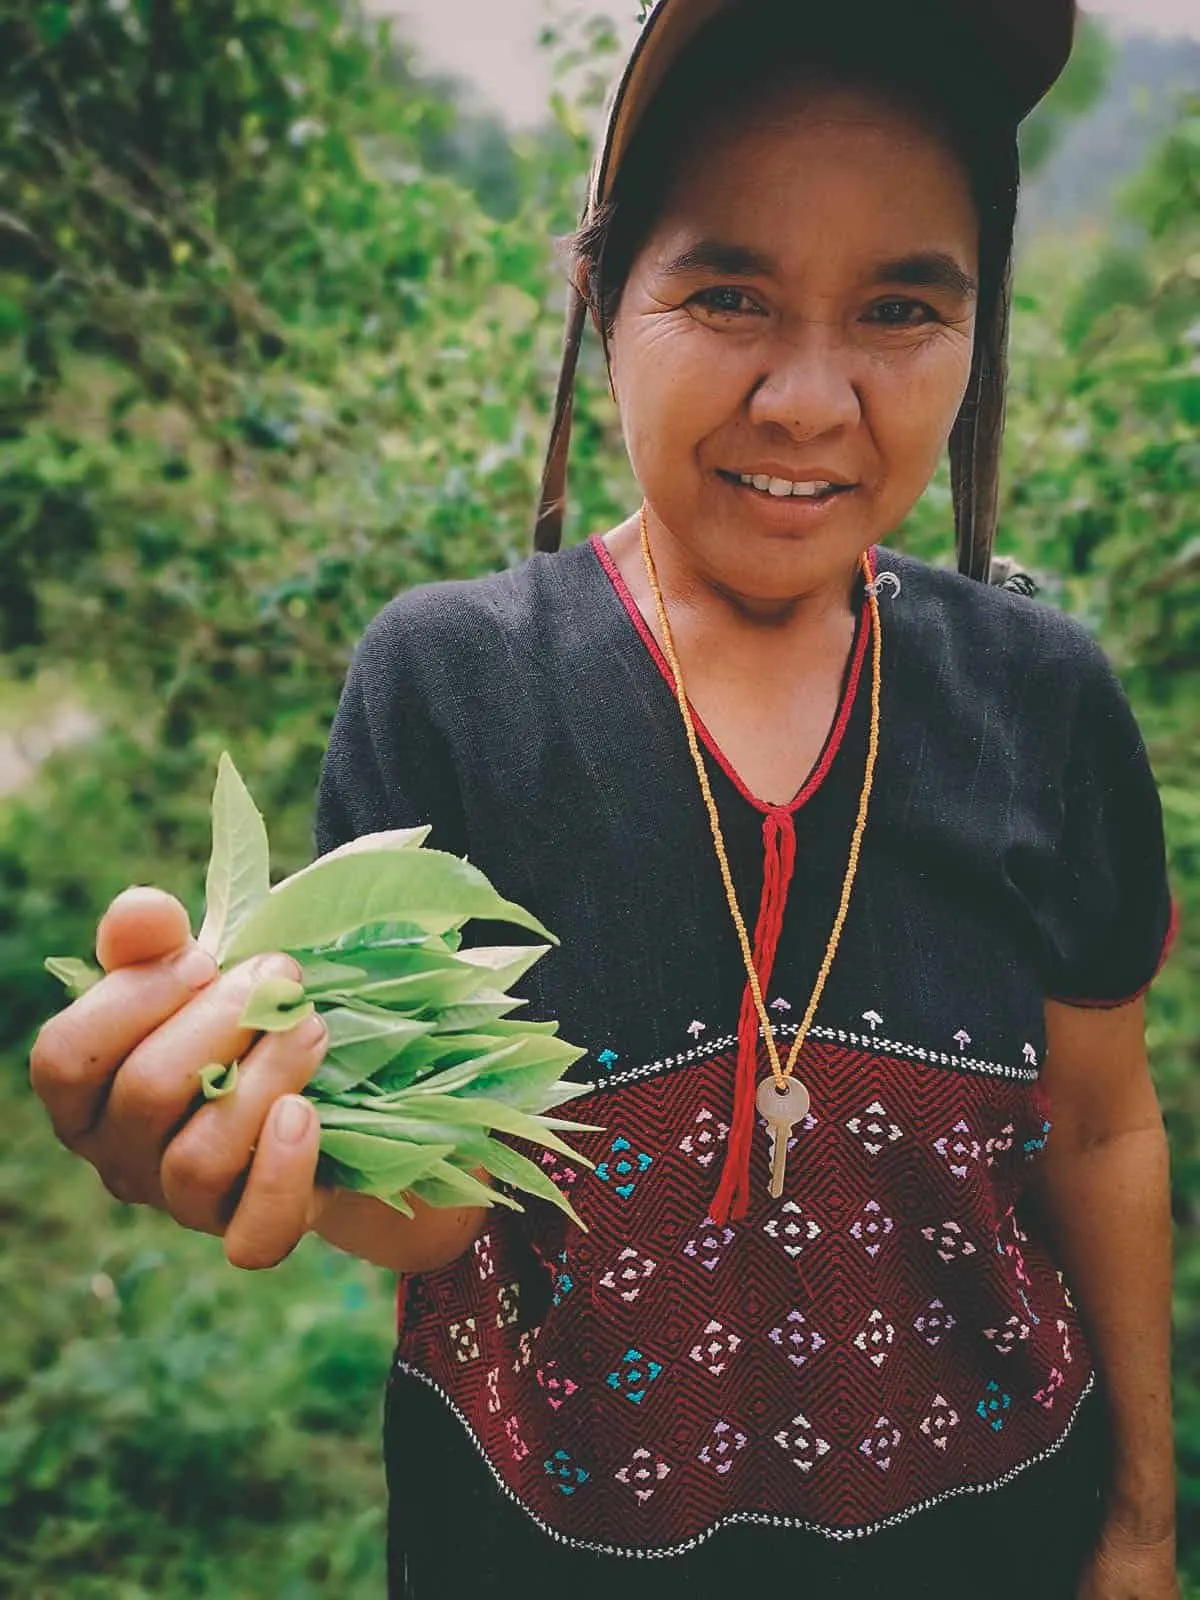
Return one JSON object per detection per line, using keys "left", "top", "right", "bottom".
{"left": 658, "top": 239, "right": 978, "bottom": 300}
{"left": 874, "top": 252, "right": 978, "bottom": 300}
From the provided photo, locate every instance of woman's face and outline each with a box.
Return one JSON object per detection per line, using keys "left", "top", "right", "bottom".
{"left": 609, "top": 82, "right": 981, "bottom": 602}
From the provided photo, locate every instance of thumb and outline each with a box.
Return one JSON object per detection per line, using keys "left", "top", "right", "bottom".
{"left": 96, "top": 886, "right": 194, "bottom": 973}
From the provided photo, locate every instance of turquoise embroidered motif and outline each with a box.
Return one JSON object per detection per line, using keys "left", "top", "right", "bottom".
{"left": 606, "top": 1346, "right": 664, "bottom": 1404}
{"left": 544, "top": 1448, "right": 589, "bottom": 1495}
{"left": 595, "top": 1135, "right": 653, "bottom": 1198}
{"left": 976, "top": 1381, "right": 1012, "bottom": 1433}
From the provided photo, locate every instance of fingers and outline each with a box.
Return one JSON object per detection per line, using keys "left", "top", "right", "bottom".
{"left": 88, "top": 952, "right": 302, "bottom": 1205}
{"left": 160, "top": 1011, "right": 328, "bottom": 1234}
{"left": 222, "top": 1094, "right": 325, "bottom": 1271}
{"left": 96, "top": 887, "right": 194, "bottom": 973}
{"left": 31, "top": 942, "right": 220, "bottom": 1150}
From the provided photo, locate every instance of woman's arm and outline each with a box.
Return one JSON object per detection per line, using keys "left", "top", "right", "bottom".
{"left": 1034, "top": 997, "right": 1177, "bottom": 1596}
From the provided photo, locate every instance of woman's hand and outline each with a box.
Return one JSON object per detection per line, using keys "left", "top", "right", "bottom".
{"left": 29, "top": 886, "right": 331, "bottom": 1269}
{"left": 1077, "top": 1518, "right": 1179, "bottom": 1600}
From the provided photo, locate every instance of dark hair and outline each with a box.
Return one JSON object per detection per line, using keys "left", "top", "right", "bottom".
{"left": 546, "top": 0, "right": 1022, "bottom": 579}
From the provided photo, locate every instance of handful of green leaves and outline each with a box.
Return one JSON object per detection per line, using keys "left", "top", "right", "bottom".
{"left": 45, "top": 754, "right": 597, "bottom": 1224}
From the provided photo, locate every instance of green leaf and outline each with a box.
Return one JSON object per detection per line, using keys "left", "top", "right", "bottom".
{"left": 390, "top": 1092, "right": 598, "bottom": 1163}
{"left": 474, "top": 1137, "right": 585, "bottom": 1227}
{"left": 317, "top": 1129, "right": 451, "bottom": 1195}
{"left": 408, "top": 1160, "right": 517, "bottom": 1211}
{"left": 310, "top": 1005, "right": 436, "bottom": 1093}
{"left": 197, "top": 753, "right": 271, "bottom": 963}
{"left": 43, "top": 956, "right": 102, "bottom": 998}
{"left": 198, "top": 1061, "right": 239, "bottom": 1099}
{"left": 302, "top": 944, "right": 504, "bottom": 1009}
{"left": 240, "top": 977, "right": 314, "bottom": 1032}
{"left": 313, "top": 922, "right": 433, "bottom": 954}
{"left": 224, "top": 848, "right": 556, "bottom": 964}
{"left": 455, "top": 944, "right": 550, "bottom": 990}
{"left": 432, "top": 993, "right": 524, "bottom": 1032}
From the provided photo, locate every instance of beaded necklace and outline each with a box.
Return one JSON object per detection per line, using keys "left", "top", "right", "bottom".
{"left": 638, "top": 505, "right": 883, "bottom": 1221}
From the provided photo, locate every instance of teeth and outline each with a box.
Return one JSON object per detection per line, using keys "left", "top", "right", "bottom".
{"left": 738, "top": 473, "right": 837, "bottom": 498}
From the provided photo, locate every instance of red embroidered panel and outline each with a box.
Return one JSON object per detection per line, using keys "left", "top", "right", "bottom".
{"left": 396, "top": 1041, "right": 1089, "bottom": 1554}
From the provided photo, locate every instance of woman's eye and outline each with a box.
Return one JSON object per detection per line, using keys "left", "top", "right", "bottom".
{"left": 689, "top": 286, "right": 760, "bottom": 317}
{"left": 867, "top": 298, "right": 938, "bottom": 327}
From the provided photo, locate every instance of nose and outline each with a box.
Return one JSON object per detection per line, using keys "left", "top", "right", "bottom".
{"left": 746, "top": 319, "right": 862, "bottom": 439}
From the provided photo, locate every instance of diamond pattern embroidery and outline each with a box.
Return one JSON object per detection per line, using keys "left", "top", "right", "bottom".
{"left": 913, "top": 1298, "right": 957, "bottom": 1347}
{"left": 983, "top": 1316, "right": 1031, "bottom": 1355}
{"left": 595, "top": 1135, "right": 653, "bottom": 1198}
{"left": 934, "top": 1118, "right": 982, "bottom": 1179}
{"left": 536, "top": 1361, "right": 579, "bottom": 1411}
{"left": 859, "top": 1415, "right": 901, "bottom": 1470}
{"left": 551, "top": 1250, "right": 575, "bottom": 1307}
{"left": 698, "top": 1419, "right": 748, "bottom": 1475}
{"left": 505, "top": 1415, "right": 529, "bottom": 1462}
{"left": 512, "top": 1327, "right": 540, "bottom": 1374}
{"left": 977, "top": 1380, "right": 1012, "bottom": 1432}
{"left": 849, "top": 1199, "right": 895, "bottom": 1258}
{"left": 678, "top": 1107, "right": 730, "bottom": 1169}
{"left": 537, "top": 1148, "right": 579, "bottom": 1190}
{"left": 845, "top": 1099, "right": 903, "bottom": 1155}
{"left": 919, "top": 1394, "right": 960, "bottom": 1452}
{"left": 768, "top": 1309, "right": 827, "bottom": 1368}
{"left": 615, "top": 1447, "right": 671, "bottom": 1503}
{"left": 544, "top": 1448, "right": 589, "bottom": 1496}
{"left": 473, "top": 1234, "right": 494, "bottom": 1280}
{"left": 985, "top": 1124, "right": 1015, "bottom": 1166}
{"left": 762, "top": 1200, "right": 821, "bottom": 1258}
{"left": 853, "top": 1308, "right": 895, "bottom": 1368}
{"left": 921, "top": 1220, "right": 977, "bottom": 1263}
{"left": 605, "top": 1347, "right": 663, "bottom": 1405}
{"left": 495, "top": 1282, "right": 519, "bottom": 1328}
{"left": 598, "top": 1246, "right": 657, "bottom": 1304}
{"left": 1034, "top": 1367, "right": 1066, "bottom": 1410}
{"left": 774, "top": 1413, "right": 831, "bottom": 1473}
{"left": 682, "top": 1222, "right": 737, "bottom": 1273}
{"left": 689, "top": 1319, "right": 742, "bottom": 1376}
{"left": 448, "top": 1318, "right": 479, "bottom": 1363}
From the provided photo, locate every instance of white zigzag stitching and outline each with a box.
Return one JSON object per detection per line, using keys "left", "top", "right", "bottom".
{"left": 390, "top": 1361, "right": 1094, "bottom": 1559}
{"left": 587, "top": 1021, "right": 1039, "bottom": 1094}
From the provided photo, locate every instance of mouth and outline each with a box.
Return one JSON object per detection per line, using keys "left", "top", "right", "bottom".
{"left": 717, "top": 469, "right": 856, "bottom": 504}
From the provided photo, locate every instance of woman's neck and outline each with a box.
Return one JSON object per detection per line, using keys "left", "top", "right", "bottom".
{"left": 604, "top": 511, "right": 860, "bottom": 656}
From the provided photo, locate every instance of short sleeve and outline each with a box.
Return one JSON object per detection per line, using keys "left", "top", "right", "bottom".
{"left": 313, "top": 603, "right": 467, "bottom": 860}
{"left": 1041, "top": 641, "right": 1174, "bottom": 1007}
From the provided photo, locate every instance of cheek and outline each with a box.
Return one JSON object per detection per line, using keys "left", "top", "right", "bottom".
{"left": 612, "top": 318, "right": 748, "bottom": 464}
{"left": 867, "top": 338, "right": 974, "bottom": 474}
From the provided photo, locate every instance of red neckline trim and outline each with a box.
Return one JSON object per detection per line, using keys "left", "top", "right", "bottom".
{"left": 590, "top": 533, "right": 875, "bottom": 817}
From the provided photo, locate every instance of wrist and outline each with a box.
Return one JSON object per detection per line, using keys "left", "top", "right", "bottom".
{"left": 1104, "top": 1486, "right": 1176, "bottom": 1545}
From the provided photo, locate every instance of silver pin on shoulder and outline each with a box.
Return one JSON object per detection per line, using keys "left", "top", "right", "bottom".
{"left": 865, "top": 571, "right": 901, "bottom": 600}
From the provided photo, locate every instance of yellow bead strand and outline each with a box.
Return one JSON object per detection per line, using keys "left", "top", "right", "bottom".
{"left": 638, "top": 505, "right": 883, "bottom": 1088}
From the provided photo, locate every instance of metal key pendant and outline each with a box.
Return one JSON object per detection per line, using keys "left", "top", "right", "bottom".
{"left": 756, "top": 1076, "right": 812, "bottom": 1199}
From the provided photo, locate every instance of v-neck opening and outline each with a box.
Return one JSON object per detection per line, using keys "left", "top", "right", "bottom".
{"left": 589, "top": 533, "right": 874, "bottom": 817}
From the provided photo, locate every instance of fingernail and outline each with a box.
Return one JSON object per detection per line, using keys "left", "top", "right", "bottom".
{"left": 258, "top": 952, "right": 302, "bottom": 983}
{"left": 295, "top": 1011, "right": 327, "bottom": 1047}
{"left": 274, "top": 1095, "right": 312, "bottom": 1144}
{"left": 173, "top": 946, "right": 219, "bottom": 990}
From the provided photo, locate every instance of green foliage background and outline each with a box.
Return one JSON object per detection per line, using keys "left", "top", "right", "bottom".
{"left": 0, "top": 1, "right": 1196, "bottom": 1592}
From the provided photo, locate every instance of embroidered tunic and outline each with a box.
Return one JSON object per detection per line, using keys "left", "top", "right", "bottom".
{"left": 315, "top": 539, "right": 1172, "bottom": 1598}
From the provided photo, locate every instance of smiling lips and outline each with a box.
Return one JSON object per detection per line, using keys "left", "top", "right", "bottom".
{"left": 722, "top": 469, "right": 854, "bottom": 501}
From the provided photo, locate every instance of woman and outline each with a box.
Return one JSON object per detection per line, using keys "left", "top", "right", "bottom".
{"left": 30, "top": 1, "right": 1178, "bottom": 1596}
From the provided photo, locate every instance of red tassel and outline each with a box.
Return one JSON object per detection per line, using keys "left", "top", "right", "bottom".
{"left": 710, "top": 809, "right": 797, "bottom": 1224}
